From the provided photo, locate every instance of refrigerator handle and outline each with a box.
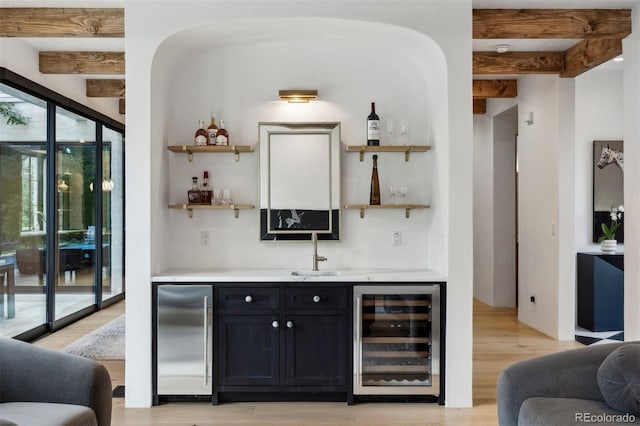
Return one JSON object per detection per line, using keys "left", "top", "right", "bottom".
{"left": 203, "top": 295, "right": 210, "bottom": 386}
{"left": 355, "top": 295, "right": 362, "bottom": 388}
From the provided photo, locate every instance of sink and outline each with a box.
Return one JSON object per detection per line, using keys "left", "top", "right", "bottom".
{"left": 291, "top": 270, "right": 341, "bottom": 277}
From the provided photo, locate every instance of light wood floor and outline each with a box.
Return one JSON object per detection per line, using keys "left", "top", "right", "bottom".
{"left": 35, "top": 299, "right": 582, "bottom": 425}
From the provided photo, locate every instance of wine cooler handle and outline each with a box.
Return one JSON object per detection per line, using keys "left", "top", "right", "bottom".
{"left": 203, "top": 295, "right": 210, "bottom": 386}
{"left": 286, "top": 320, "right": 294, "bottom": 328}
{"left": 355, "top": 295, "right": 362, "bottom": 387}
{"left": 312, "top": 295, "right": 320, "bottom": 303}
{"left": 272, "top": 320, "right": 279, "bottom": 328}
{"left": 245, "top": 295, "right": 253, "bottom": 303}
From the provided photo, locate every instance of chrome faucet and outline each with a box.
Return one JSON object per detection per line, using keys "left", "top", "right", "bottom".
{"left": 311, "top": 232, "right": 327, "bottom": 271}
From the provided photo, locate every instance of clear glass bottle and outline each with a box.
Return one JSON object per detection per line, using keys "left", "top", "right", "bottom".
{"left": 194, "top": 120, "right": 208, "bottom": 146}
{"left": 188, "top": 176, "right": 201, "bottom": 204}
{"left": 206, "top": 113, "right": 219, "bottom": 145}
{"left": 370, "top": 154, "right": 381, "bottom": 205}
{"left": 215, "top": 120, "right": 229, "bottom": 146}
{"left": 367, "top": 102, "right": 380, "bottom": 146}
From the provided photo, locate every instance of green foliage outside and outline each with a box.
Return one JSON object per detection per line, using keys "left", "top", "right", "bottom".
{"left": 0, "top": 103, "right": 30, "bottom": 126}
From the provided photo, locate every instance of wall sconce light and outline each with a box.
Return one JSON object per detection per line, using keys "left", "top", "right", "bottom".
{"left": 278, "top": 89, "right": 318, "bottom": 103}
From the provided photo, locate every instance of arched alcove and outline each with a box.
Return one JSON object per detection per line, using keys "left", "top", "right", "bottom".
{"left": 149, "top": 17, "right": 450, "bottom": 275}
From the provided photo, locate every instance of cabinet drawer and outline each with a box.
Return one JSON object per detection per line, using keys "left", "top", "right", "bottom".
{"left": 286, "top": 287, "right": 347, "bottom": 310}
{"left": 218, "top": 287, "right": 279, "bottom": 311}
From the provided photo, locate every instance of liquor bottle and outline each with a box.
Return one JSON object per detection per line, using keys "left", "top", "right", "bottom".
{"left": 215, "top": 120, "right": 229, "bottom": 146}
{"left": 188, "top": 177, "right": 201, "bottom": 204}
{"left": 194, "top": 120, "right": 208, "bottom": 146}
{"left": 206, "top": 113, "right": 219, "bottom": 145}
{"left": 367, "top": 102, "right": 380, "bottom": 146}
{"left": 370, "top": 154, "right": 381, "bottom": 205}
{"left": 200, "top": 171, "right": 212, "bottom": 204}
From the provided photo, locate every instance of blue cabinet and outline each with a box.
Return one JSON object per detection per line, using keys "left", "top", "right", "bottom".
{"left": 577, "top": 253, "right": 624, "bottom": 332}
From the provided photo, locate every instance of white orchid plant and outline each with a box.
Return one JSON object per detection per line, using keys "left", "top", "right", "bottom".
{"left": 600, "top": 204, "right": 624, "bottom": 242}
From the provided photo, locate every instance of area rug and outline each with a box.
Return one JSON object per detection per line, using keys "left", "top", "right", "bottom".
{"left": 61, "top": 314, "right": 125, "bottom": 360}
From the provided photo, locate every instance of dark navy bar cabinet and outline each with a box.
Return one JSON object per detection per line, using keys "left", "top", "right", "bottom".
{"left": 577, "top": 252, "right": 624, "bottom": 332}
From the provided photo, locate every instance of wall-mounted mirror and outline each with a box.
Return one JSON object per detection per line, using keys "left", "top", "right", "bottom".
{"left": 259, "top": 122, "right": 341, "bottom": 240}
{"left": 593, "top": 140, "right": 624, "bottom": 243}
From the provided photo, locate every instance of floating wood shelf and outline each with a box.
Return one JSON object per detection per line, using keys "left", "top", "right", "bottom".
{"left": 167, "top": 144, "right": 254, "bottom": 162}
{"left": 344, "top": 204, "right": 430, "bottom": 218}
{"left": 168, "top": 203, "right": 254, "bottom": 218}
{"left": 345, "top": 145, "right": 431, "bottom": 162}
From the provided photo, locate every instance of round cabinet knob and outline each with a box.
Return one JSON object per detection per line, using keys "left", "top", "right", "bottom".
{"left": 272, "top": 320, "right": 279, "bottom": 328}
{"left": 286, "top": 321, "right": 294, "bottom": 328}
{"left": 245, "top": 295, "right": 253, "bottom": 303}
{"left": 312, "top": 295, "right": 321, "bottom": 303}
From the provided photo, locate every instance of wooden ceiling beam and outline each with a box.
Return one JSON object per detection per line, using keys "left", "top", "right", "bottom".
{"left": 473, "top": 99, "right": 487, "bottom": 115}
{"left": 40, "top": 51, "right": 125, "bottom": 74}
{"left": 473, "top": 79, "right": 517, "bottom": 99}
{"left": 473, "top": 9, "right": 631, "bottom": 39}
{"left": 473, "top": 51, "right": 564, "bottom": 75}
{"left": 0, "top": 8, "right": 124, "bottom": 37}
{"left": 86, "top": 79, "right": 125, "bottom": 97}
{"left": 561, "top": 39, "right": 623, "bottom": 78}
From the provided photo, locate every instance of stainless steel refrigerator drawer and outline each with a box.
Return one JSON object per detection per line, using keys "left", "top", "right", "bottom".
{"left": 156, "top": 285, "right": 213, "bottom": 396}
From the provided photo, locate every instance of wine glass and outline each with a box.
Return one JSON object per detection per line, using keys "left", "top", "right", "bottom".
{"left": 399, "top": 119, "right": 409, "bottom": 145}
{"left": 389, "top": 186, "right": 398, "bottom": 205}
{"left": 386, "top": 118, "right": 394, "bottom": 145}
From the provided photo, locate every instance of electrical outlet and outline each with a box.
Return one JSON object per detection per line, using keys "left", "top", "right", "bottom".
{"left": 392, "top": 230, "right": 402, "bottom": 246}
{"left": 201, "top": 230, "right": 210, "bottom": 247}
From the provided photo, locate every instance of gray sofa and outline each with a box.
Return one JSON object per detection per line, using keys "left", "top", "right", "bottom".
{"left": 0, "top": 337, "right": 112, "bottom": 426}
{"left": 497, "top": 341, "right": 640, "bottom": 426}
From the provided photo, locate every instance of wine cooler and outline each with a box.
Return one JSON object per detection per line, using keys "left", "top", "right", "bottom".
{"left": 353, "top": 285, "right": 444, "bottom": 400}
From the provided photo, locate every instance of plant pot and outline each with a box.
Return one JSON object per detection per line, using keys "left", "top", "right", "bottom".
{"left": 600, "top": 239, "right": 617, "bottom": 254}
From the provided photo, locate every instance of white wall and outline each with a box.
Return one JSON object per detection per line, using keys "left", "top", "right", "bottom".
{"left": 0, "top": 38, "right": 123, "bottom": 122}
{"left": 473, "top": 115, "right": 494, "bottom": 304}
{"left": 575, "top": 69, "right": 624, "bottom": 251}
{"left": 126, "top": 0, "right": 473, "bottom": 408}
{"left": 161, "top": 39, "right": 437, "bottom": 271}
{"left": 473, "top": 99, "right": 517, "bottom": 308}
{"left": 623, "top": 6, "right": 640, "bottom": 341}
{"left": 492, "top": 107, "right": 517, "bottom": 308}
{"left": 516, "top": 75, "right": 561, "bottom": 338}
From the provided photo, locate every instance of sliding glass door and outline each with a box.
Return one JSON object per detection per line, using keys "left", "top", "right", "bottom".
{"left": 55, "top": 107, "right": 97, "bottom": 320}
{"left": 101, "top": 126, "right": 124, "bottom": 301}
{"left": 0, "top": 83, "right": 48, "bottom": 337}
{"left": 0, "top": 69, "right": 125, "bottom": 339}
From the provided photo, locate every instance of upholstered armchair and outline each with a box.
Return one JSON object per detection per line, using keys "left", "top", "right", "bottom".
{"left": 497, "top": 341, "right": 640, "bottom": 426}
{"left": 0, "top": 337, "right": 112, "bottom": 426}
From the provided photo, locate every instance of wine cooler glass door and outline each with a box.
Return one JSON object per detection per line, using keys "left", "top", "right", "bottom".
{"left": 354, "top": 285, "right": 440, "bottom": 396}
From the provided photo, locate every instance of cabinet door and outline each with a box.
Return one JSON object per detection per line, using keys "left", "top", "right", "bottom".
{"left": 217, "top": 315, "right": 280, "bottom": 386}
{"left": 284, "top": 315, "right": 346, "bottom": 386}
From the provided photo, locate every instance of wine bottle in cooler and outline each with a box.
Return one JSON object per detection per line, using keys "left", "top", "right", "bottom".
{"left": 370, "top": 154, "right": 381, "bottom": 205}
{"left": 367, "top": 102, "right": 380, "bottom": 146}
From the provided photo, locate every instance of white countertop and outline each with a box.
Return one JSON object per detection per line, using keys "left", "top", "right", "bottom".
{"left": 152, "top": 268, "right": 447, "bottom": 283}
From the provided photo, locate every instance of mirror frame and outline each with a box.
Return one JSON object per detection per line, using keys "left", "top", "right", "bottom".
{"left": 259, "top": 122, "right": 341, "bottom": 241}
{"left": 592, "top": 140, "right": 624, "bottom": 243}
